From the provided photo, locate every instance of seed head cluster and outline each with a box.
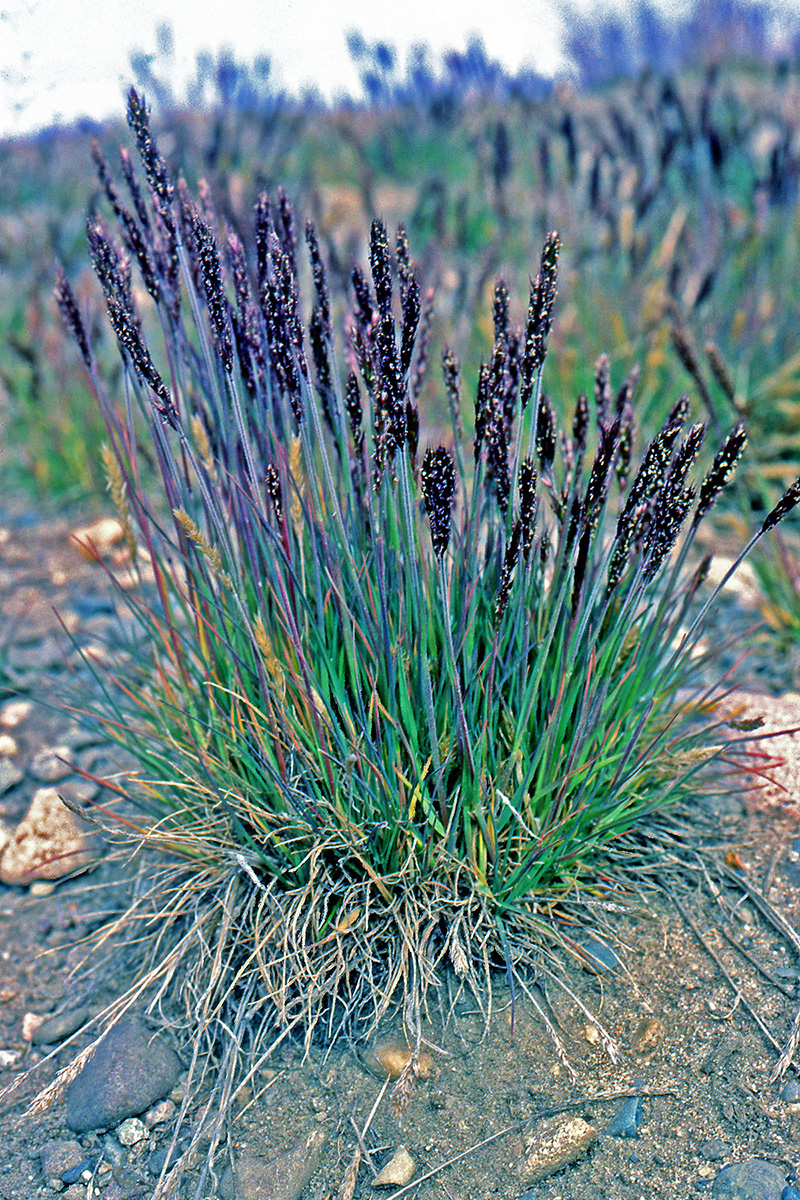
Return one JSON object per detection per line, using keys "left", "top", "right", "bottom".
{"left": 421, "top": 447, "right": 456, "bottom": 558}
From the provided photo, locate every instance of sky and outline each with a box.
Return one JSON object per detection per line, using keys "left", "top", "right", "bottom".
{"left": 0, "top": 0, "right": 575, "bottom": 140}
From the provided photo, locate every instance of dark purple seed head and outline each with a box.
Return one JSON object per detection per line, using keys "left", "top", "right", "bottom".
{"left": 761, "top": 476, "right": 800, "bottom": 534}
{"left": 54, "top": 268, "right": 92, "bottom": 370}
{"left": 305, "top": 220, "right": 332, "bottom": 341}
{"left": 443, "top": 347, "right": 463, "bottom": 439}
{"left": 535, "top": 392, "right": 556, "bottom": 471}
{"left": 370, "top": 218, "right": 393, "bottom": 319}
{"left": 694, "top": 420, "right": 747, "bottom": 526}
{"left": 420, "top": 447, "right": 457, "bottom": 558}
{"left": 493, "top": 278, "right": 509, "bottom": 345}
{"left": 400, "top": 272, "right": 420, "bottom": 377}
{"left": 126, "top": 88, "right": 174, "bottom": 215}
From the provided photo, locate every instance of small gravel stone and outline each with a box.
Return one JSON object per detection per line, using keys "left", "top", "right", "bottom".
{"left": 516, "top": 1115, "right": 597, "bottom": 1184}
{"left": 29, "top": 880, "right": 55, "bottom": 896}
{"left": 605, "top": 1096, "right": 643, "bottom": 1138}
{"left": 780, "top": 1080, "right": 800, "bottom": 1101}
{"left": 144, "top": 1098, "right": 176, "bottom": 1128}
{"left": 8, "top": 637, "right": 65, "bottom": 672}
{"left": 29, "top": 745, "right": 74, "bottom": 783}
{"left": 711, "top": 1159, "right": 787, "bottom": 1199}
{"left": 30, "top": 1007, "right": 90, "bottom": 1045}
{"left": 699, "top": 1138, "right": 730, "bottom": 1161}
{"left": 219, "top": 1128, "right": 327, "bottom": 1200}
{"left": 56, "top": 777, "right": 100, "bottom": 805}
{"left": 61, "top": 1158, "right": 98, "bottom": 1185}
{"left": 148, "top": 1144, "right": 183, "bottom": 1177}
{"left": 581, "top": 939, "right": 620, "bottom": 973}
{"left": 633, "top": 1015, "right": 666, "bottom": 1057}
{"left": 0, "top": 734, "right": 17, "bottom": 756}
{"left": 361, "top": 1040, "right": 434, "bottom": 1080}
{"left": 372, "top": 1146, "right": 415, "bottom": 1187}
{"left": 0, "top": 758, "right": 23, "bottom": 794}
{"left": 117, "top": 1117, "right": 148, "bottom": 1145}
{"left": 39, "top": 1139, "right": 83, "bottom": 1181}
{"left": 0, "top": 699, "right": 31, "bottom": 728}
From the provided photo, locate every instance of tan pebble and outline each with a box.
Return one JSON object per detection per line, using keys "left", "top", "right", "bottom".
{"left": 29, "top": 881, "right": 56, "bottom": 896}
{"left": 144, "top": 1098, "right": 176, "bottom": 1128}
{"left": 362, "top": 1041, "right": 434, "bottom": 1080}
{"left": 70, "top": 516, "right": 124, "bottom": 560}
{"left": 516, "top": 1115, "right": 596, "bottom": 1184}
{"left": 0, "top": 786, "right": 97, "bottom": 885}
{"left": 372, "top": 1146, "right": 415, "bottom": 1187}
{"left": 633, "top": 1016, "right": 666, "bottom": 1057}
{"left": 583, "top": 1023, "right": 601, "bottom": 1045}
{"left": 1, "top": 699, "right": 31, "bottom": 728}
{"left": 22, "top": 1012, "right": 45, "bottom": 1041}
{"left": 0, "top": 735, "right": 17, "bottom": 756}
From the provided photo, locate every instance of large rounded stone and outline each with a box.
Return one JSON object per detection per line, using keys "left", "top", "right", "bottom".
{"left": 711, "top": 1159, "right": 786, "bottom": 1199}
{"left": 66, "top": 1017, "right": 182, "bottom": 1133}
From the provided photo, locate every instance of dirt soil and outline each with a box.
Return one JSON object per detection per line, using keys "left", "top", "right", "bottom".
{"left": 1, "top": 502, "right": 800, "bottom": 1200}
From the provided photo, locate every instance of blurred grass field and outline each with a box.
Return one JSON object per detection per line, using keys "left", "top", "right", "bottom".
{"left": 2, "top": 11, "right": 800, "bottom": 512}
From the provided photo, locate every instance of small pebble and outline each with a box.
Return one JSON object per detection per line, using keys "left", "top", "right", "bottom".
{"left": 581, "top": 939, "right": 620, "bottom": 973}
{"left": 780, "top": 1080, "right": 800, "bottom": 1102}
{"left": 372, "top": 1146, "right": 415, "bottom": 1187}
{"left": 117, "top": 1117, "right": 148, "bottom": 1145}
{"left": 699, "top": 1138, "right": 729, "bottom": 1161}
{"left": 29, "top": 881, "right": 56, "bottom": 897}
{"left": 516, "top": 1115, "right": 597, "bottom": 1184}
{"left": 361, "top": 1040, "right": 434, "bottom": 1080}
{"left": 783, "top": 1188, "right": 800, "bottom": 1200}
{"left": 605, "top": 1096, "right": 642, "bottom": 1138}
{"left": 29, "top": 745, "right": 73, "bottom": 783}
{"left": 0, "top": 699, "right": 31, "bottom": 728}
{"left": 0, "top": 758, "right": 23, "bottom": 794}
{"left": 0, "top": 735, "right": 17, "bottom": 756}
{"left": 633, "top": 1016, "right": 666, "bottom": 1057}
{"left": 61, "top": 1158, "right": 98, "bottom": 1186}
{"left": 31, "top": 1007, "right": 90, "bottom": 1045}
{"left": 144, "top": 1098, "right": 176, "bottom": 1128}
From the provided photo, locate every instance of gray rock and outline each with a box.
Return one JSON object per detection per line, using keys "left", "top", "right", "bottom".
{"left": 604, "top": 1096, "right": 642, "bottom": 1138}
{"left": 29, "top": 745, "right": 74, "bottom": 783}
{"left": 699, "top": 1138, "right": 730, "bottom": 1161}
{"left": 711, "top": 1159, "right": 786, "bottom": 1199}
{"left": 31, "top": 1007, "right": 90, "bottom": 1045}
{"left": 780, "top": 1080, "right": 800, "bottom": 1102}
{"left": 66, "top": 1017, "right": 182, "bottom": 1133}
{"left": 516, "top": 1114, "right": 597, "bottom": 1184}
{"left": 581, "top": 939, "right": 620, "bottom": 973}
{"left": 61, "top": 1158, "right": 98, "bottom": 1185}
{"left": 8, "top": 637, "right": 65, "bottom": 672}
{"left": 219, "top": 1127, "right": 327, "bottom": 1200}
{"left": 39, "top": 1140, "right": 83, "bottom": 1181}
{"left": 0, "top": 757, "right": 23, "bottom": 794}
{"left": 57, "top": 777, "right": 100, "bottom": 806}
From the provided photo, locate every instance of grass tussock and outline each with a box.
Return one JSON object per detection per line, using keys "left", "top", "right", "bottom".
{"left": 32, "top": 89, "right": 800, "bottom": 1186}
